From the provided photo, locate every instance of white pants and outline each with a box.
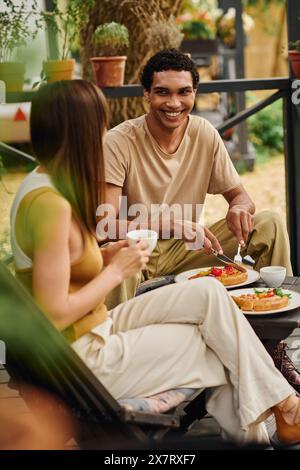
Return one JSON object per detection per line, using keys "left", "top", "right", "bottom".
{"left": 73, "top": 278, "right": 293, "bottom": 443}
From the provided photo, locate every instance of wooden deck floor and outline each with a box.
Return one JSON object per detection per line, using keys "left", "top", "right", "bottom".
{"left": 1, "top": 328, "right": 299, "bottom": 445}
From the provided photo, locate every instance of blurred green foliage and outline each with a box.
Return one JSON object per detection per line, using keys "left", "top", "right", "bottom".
{"left": 180, "top": 19, "right": 215, "bottom": 39}
{"left": 248, "top": 97, "right": 283, "bottom": 155}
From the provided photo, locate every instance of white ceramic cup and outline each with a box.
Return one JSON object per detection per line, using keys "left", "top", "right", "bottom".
{"left": 126, "top": 229, "right": 158, "bottom": 254}
{"left": 259, "top": 266, "right": 286, "bottom": 288}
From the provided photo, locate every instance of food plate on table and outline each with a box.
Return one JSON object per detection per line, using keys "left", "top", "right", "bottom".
{"left": 174, "top": 265, "right": 260, "bottom": 289}
{"left": 230, "top": 287, "right": 300, "bottom": 315}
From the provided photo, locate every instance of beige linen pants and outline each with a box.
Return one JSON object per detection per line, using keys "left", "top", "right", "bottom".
{"left": 73, "top": 278, "right": 293, "bottom": 443}
{"left": 105, "top": 210, "right": 292, "bottom": 309}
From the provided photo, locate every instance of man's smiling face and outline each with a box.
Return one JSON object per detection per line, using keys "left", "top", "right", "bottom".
{"left": 144, "top": 70, "right": 196, "bottom": 131}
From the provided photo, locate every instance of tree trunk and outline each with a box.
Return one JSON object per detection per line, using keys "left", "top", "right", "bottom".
{"left": 79, "top": 0, "right": 183, "bottom": 128}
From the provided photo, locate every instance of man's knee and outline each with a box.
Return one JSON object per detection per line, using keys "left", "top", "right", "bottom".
{"left": 254, "top": 210, "right": 284, "bottom": 231}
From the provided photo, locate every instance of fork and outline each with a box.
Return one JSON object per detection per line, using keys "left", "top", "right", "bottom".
{"left": 233, "top": 243, "right": 242, "bottom": 264}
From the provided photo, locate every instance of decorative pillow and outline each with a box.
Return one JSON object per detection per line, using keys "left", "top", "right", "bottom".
{"left": 119, "top": 388, "right": 198, "bottom": 413}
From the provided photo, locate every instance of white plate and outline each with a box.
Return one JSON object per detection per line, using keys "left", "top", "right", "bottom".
{"left": 229, "top": 288, "right": 300, "bottom": 315}
{"left": 174, "top": 266, "right": 260, "bottom": 289}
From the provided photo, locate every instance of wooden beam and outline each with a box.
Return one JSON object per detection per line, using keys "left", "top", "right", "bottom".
{"left": 285, "top": 0, "right": 300, "bottom": 274}
{"left": 6, "top": 78, "right": 290, "bottom": 103}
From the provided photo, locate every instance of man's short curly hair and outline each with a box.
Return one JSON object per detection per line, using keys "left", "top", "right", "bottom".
{"left": 140, "top": 49, "right": 199, "bottom": 91}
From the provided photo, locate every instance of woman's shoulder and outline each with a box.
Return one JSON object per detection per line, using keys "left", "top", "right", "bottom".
{"left": 22, "top": 187, "right": 71, "bottom": 225}
{"left": 14, "top": 187, "right": 72, "bottom": 260}
{"left": 22, "top": 186, "right": 70, "bottom": 208}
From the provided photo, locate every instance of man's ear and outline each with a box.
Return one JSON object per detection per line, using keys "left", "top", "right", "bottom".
{"left": 144, "top": 91, "right": 150, "bottom": 102}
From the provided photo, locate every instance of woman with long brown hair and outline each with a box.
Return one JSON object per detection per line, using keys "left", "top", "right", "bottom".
{"left": 10, "top": 80, "right": 300, "bottom": 445}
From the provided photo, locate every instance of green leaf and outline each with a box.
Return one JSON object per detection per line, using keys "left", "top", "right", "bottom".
{"left": 254, "top": 288, "right": 264, "bottom": 294}
{"left": 274, "top": 288, "right": 292, "bottom": 299}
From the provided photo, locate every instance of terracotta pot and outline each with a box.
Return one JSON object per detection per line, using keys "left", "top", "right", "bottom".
{"left": 90, "top": 56, "right": 127, "bottom": 87}
{"left": 43, "top": 59, "right": 75, "bottom": 83}
{"left": 0, "top": 62, "right": 25, "bottom": 92}
{"left": 288, "top": 51, "right": 300, "bottom": 79}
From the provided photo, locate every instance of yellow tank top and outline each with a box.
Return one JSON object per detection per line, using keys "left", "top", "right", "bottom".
{"left": 14, "top": 187, "right": 108, "bottom": 343}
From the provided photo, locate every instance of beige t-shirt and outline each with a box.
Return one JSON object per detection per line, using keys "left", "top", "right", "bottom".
{"left": 104, "top": 114, "right": 240, "bottom": 223}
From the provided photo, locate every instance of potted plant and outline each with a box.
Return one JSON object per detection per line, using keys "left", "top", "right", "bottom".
{"left": 146, "top": 18, "right": 183, "bottom": 51}
{"left": 90, "top": 22, "right": 129, "bottom": 87}
{"left": 41, "top": 0, "right": 94, "bottom": 83}
{"left": 216, "top": 8, "right": 254, "bottom": 49}
{"left": 288, "top": 40, "right": 300, "bottom": 79}
{"left": 177, "top": 10, "right": 219, "bottom": 55}
{"left": 0, "top": 0, "right": 40, "bottom": 92}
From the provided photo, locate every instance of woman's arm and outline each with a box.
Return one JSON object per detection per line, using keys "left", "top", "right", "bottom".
{"left": 29, "top": 193, "right": 148, "bottom": 330}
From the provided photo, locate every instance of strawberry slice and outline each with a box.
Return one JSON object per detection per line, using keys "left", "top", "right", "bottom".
{"left": 224, "top": 265, "right": 234, "bottom": 274}
{"left": 211, "top": 267, "right": 223, "bottom": 277}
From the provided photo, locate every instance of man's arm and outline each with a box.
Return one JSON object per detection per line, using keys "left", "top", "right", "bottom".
{"left": 103, "top": 184, "right": 222, "bottom": 253}
{"left": 97, "top": 184, "right": 130, "bottom": 243}
{"left": 103, "top": 183, "right": 167, "bottom": 239}
{"left": 223, "top": 184, "right": 255, "bottom": 246}
{"left": 105, "top": 183, "right": 122, "bottom": 217}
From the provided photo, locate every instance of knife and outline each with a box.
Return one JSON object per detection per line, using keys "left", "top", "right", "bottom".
{"left": 211, "top": 249, "right": 247, "bottom": 273}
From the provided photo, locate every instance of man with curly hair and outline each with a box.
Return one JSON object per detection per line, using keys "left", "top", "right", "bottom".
{"left": 102, "top": 49, "right": 299, "bottom": 393}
